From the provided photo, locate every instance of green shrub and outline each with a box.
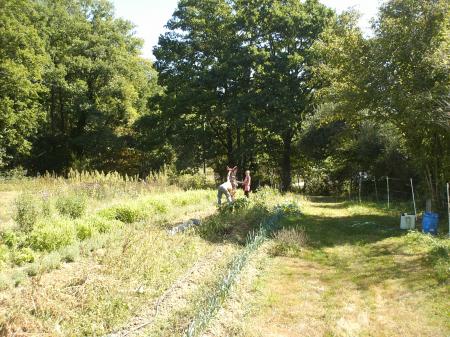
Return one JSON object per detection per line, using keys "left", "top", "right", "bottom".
{"left": 99, "top": 205, "right": 145, "bottom": 224}
{"left": 1, "top": 230, "right": 18, "bottom": 248}
{"left": 85, "top": 215, "right": 120, "bottom": 233}
{"left": 115, "top": 206, "right": 145, "bottom": 223}
{"left": 12, "top": 247, "right": 35, "bottom": 265}
{"left": 14, "top": 193, "right": 39, "bottom": 232}
{"left": 275, "top": 202, "right": 302, "bottom": 218}
{"left": 29, "top": 219, "right": 76, "bottom": 252}
{"left": 56, "top": 195, "right": 86, "bottom": 219}
{"left": 150, "top": 200, "right": 168, "bottom": 213}
{"left": 219, "top": 198, "right": 249, "bottom": 214}
{"left": 82, "top": 234, "right": 109, "bottom": 252}
{"left": 75, "top": 220, "right": 96, "bottom": 240}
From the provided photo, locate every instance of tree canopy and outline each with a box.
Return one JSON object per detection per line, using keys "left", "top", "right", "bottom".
{"left": 0, "top": 0, "right": 449, "bottom": 201}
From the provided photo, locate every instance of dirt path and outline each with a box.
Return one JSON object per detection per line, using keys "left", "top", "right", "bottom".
{"left": 199, "top": 200, "right": 450, "bottom": 337}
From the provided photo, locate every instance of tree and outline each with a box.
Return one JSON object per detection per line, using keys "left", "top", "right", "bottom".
{"left": 237, "top": 0, "right": 334, "bottom": 190}
{"left": 0, "top": 0, "right": 48, "bottom": 168}
{"left": 29, "top": 0, "right": 158, "bottom": 173}
{"left": 154, "top": 0, "right": 256, "bottom": 175}
{"left": 368, "top": 0, "right": 450, "bottom": 204}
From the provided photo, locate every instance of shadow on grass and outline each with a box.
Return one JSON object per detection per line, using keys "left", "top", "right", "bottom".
{"left": 280, "top": 200, "right": 446, "bottom": 290}
{"left": 288, "top": 212, "right": 405, "bottom": 249}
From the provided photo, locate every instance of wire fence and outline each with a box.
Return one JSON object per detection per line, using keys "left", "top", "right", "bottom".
{"left": 350, "top": 174, "right": 449, "bottom": 215}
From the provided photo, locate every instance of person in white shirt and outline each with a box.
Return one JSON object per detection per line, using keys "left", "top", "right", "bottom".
{"left": 217, "top": 166, "right": 237, "bottom": 205}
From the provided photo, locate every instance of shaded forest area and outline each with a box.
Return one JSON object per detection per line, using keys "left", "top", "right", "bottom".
{"left": 1, "top": 0, "right": 449, "bottom": 203}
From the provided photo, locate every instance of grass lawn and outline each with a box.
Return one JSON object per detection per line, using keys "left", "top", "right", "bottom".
{"left": 202, "top": 198, "right": 450, "bottom": 337}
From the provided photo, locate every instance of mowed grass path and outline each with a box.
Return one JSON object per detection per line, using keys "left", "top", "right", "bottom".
{"left": 204, "top": 199, "right": 450, "bottom": 337}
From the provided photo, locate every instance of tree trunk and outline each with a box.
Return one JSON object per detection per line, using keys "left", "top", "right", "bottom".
{"left": 226, "top": 124, "right": 234, "bottom": 165}
{"left": 281, "top": 131, "right": 293, "bottom": 192}
{"left": 50, "top": 86, "right": 56, "bottom": 134}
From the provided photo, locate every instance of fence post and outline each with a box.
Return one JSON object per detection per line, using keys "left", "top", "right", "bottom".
{"left": 447, "top": 182, "right": 449, "bottom": 238}
{"left": 359, "top": 173, "right": 362, "bottom": 204}
{"left": 410, "top": 178, "right": 417, "bottom": 219}
{"left": 374, "top": 176, "right": 379, "bottom": 202}
{"left": 386, "top": 176, "right": 390, "bottom": 209}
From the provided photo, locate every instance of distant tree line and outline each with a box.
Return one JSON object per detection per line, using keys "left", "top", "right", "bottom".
{"left": 1, "top": 0, "right": 449, "bottom": 203}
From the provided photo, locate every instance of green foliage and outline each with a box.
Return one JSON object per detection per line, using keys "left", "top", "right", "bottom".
{"left": 0, "top": 0, "right": 48, "bottom": 167}
{"left": 99, "top": 205, "right": 146, "bottom": 224}
{"left": 405, "top": 231, "right": 450, "bottom": 283}
{"left": 274, "top": 202, "right": 302, "bottom": 218}
{"left": 218, "top": 198, "right": 250, "bottom": 214}
{"left": 14, "top": 193, "right": 39, "bottom": 232}
{"left": 169, "top": 173, "right": 214, "bottom": 190}
{"left": 56, "top": 195, "right": 87, "bottom": 219}
{"left": 2, "top": 230, "right": 19, "bottom": 249}
{"left": 88, "top": 215, "right": 121, "bottom": 234}
{"left": 29, "top": 218, "right": 76, "bottom": 252}
{"left": 12, "top": 247, "right": 35, "bottom": 266}
{"left": 75, "top": 220, "right": 96, "bottom": 240}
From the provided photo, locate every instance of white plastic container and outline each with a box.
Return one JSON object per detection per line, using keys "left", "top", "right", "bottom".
{"left": 400, "top": 214, "right": 416, "bottom": 230}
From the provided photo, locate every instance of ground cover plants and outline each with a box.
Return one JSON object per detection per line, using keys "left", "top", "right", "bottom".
{"left": 1, "top": 173, "right": 449, "bottom": 336}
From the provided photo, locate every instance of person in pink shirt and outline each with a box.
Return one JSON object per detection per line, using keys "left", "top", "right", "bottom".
{"left": 242, "top": 170, "right": 251, "bottom": 198}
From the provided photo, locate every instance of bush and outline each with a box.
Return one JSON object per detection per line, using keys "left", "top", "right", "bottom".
{"left": 75, "top": 220, "right": 96, "bottom": 240}
{"left": 99, "top": 205, "right": 145, "bottom": 224}
{"left": 150, "top": 200, "right": 168, "bottom": 213}
{"left": 1, "top": 230, "right": 18, "bottom": 248}
{"left": 269, "top": 227, "right": 308, "bottom": 257}
{"left": 219, "top": 198, "right": 250, "bottom": 214}
{"left": 56, "top": 195, "right": 86, "bottom": 219}
{"left": 275, "top": 202, "right": 302, "bottom": 217}
{"left": 200, "top": 217, "right": 233, "bottom": 238}
{"left": 14, "top": 193, "right": 39, "bottom": 232}
{"left": 89, "top": 216, "right": 121, "bottom": 233}
{"left": 29, "top": 219, "right": 76, "bottom": 252}
{"left": 12, "top": 247, "right": 35, "bottom": 265}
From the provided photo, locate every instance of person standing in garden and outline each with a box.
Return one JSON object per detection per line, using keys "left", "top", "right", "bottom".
{"left": 217, "top": 166, "right": 237, "bottom": 205}
{"left": 242, "top": 170, "right": 251, "bottom": 198}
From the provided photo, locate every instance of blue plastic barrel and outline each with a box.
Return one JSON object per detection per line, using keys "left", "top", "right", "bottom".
{"left": 422, "top": 212, "right": 439, "bottom": 235}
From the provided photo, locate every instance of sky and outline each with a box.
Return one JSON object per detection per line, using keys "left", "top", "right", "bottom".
{"left": 111, "top": 0, "right": 384, "bottom": 60}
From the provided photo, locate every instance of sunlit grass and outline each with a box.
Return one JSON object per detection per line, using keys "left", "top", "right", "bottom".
{"left": 203, "top": 199, "right": 450, "bottom": 337}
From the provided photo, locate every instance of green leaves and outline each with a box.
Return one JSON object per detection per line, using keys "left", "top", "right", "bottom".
{"left": 0, "top": 0, "right": 48, "bottom": 167}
